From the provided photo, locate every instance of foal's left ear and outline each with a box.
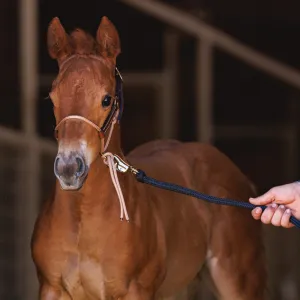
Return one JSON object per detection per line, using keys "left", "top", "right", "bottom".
{"left": 96, "top": 16, "right": 121, "bottom": 64}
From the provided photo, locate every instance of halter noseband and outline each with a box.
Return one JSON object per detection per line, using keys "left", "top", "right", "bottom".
{"left": 54, "top": 64, "right": 124, "bottom": 144}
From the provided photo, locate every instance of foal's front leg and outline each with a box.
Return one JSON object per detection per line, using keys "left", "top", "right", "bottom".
{"left": 121, "top": 281, "right": 156, "bottom": 300}
{"left": 39, "top": 285, "right": 71, "bottom": 300}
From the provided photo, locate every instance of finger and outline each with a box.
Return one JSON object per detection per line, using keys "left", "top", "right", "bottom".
{"left": 271, "top": 205, "right": 286, "bottom": 226}
{"left": 251, "top": 207, "right": 262, "bottom": 220}
{"left": 281, "top": 208, "right": 294, "bottom": 228}
{"left": 249, "top": 190, "right": 275, "bottom": 206}
{"left": 261, "top": 204, "right": 278, "bottom": 224}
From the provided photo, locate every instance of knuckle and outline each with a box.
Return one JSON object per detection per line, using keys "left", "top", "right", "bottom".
{"left": 253, "top": 208, "right": 261, "bottom": 215}
{"left": 270, "top": 203, "right": 278, "bottom": 210}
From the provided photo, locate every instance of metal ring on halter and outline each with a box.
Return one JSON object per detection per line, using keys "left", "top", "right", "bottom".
{"left": 115, "top": 67, "right": 123, "bottom": 82}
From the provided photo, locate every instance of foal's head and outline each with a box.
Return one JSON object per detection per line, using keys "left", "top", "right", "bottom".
{"left": 48, "top": 17, "right": 121, "bottom": 190}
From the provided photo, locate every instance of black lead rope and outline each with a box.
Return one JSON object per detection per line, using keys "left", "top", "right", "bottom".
{"left": 113, "top": 67, "right": 300, "bottom": 229}
{"left": 135, "top": 170, "right": 300, "bottom": 229}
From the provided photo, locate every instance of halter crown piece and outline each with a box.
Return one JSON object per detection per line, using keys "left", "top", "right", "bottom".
{"left": 54, "top": 57, "right": 129, "bottom": 221}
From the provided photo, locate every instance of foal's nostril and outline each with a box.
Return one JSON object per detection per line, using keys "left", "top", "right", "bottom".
{"left": 54, "top": 156, "right": 61, "bottom": 176}
{"left": 75, "top": 156, "right": 85, "bottom": 177}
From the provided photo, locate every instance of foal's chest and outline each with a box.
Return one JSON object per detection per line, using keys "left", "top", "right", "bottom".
{"left": 61, "top": 252, "right": 129, "bottom": 300}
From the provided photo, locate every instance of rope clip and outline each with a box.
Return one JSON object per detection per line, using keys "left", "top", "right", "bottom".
{"left": 102, "top": 153, "right": 138, "bottom": 174}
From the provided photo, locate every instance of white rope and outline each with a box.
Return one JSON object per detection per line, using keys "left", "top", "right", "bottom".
{"left": 103, "top": 153, "right": 129, "bottom": 221}
{"left": 103, "top": 116, "right": 117, "bottom": 152}
{"left": 101, "top": 110, "right": 129, "bottom": 221}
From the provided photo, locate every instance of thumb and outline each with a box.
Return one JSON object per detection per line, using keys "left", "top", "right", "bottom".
{"left": 249, "top": 190, "right": 274, "bottom": 206}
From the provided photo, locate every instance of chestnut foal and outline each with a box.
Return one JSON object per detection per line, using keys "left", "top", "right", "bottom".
{"left": 32, "top": 16, "right": 267, "bottom": 300}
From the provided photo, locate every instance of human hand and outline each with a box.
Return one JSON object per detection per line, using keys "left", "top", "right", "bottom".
{"left": 249, "top": 182, "right": 300, "bottom": 228}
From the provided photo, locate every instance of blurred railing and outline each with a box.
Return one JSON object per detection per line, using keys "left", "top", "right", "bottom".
{"left": 120, "top": 0, "right": 300, "bottom": 143}
{"left": 118, "top": 3, "right": 300, "bottom": 299}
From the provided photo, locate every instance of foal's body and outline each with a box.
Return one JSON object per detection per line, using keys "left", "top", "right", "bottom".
{"left": 33, "top": 140, "right": 265, "bottom": 299}
{"left": 32, "top": 16, "right": 266, "bottom": 300}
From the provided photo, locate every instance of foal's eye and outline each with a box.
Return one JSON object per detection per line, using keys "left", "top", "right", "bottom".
{"left": 102, "top": 95, "right": 112, "bottom": 108}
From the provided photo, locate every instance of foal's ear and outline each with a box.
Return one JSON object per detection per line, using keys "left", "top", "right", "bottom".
{"left": 96, "top": 16, "right": 121, "bottom": 64}
{"left": 47, "top": 17, "right": 72, "bottom": 64}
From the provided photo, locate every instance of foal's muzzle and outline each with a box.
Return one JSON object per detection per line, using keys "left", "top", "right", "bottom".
{"left": 54, "top": 152, "right": 88, "bottom": 190}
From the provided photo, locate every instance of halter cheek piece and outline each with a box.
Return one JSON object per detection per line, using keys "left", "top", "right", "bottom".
{"left": 54, "top": 67, "right": 124, "bottom": 144}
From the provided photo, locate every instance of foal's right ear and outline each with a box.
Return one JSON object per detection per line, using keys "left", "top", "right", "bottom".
{"left": 47, "top": 17, "right": 72, "bottom": 64}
